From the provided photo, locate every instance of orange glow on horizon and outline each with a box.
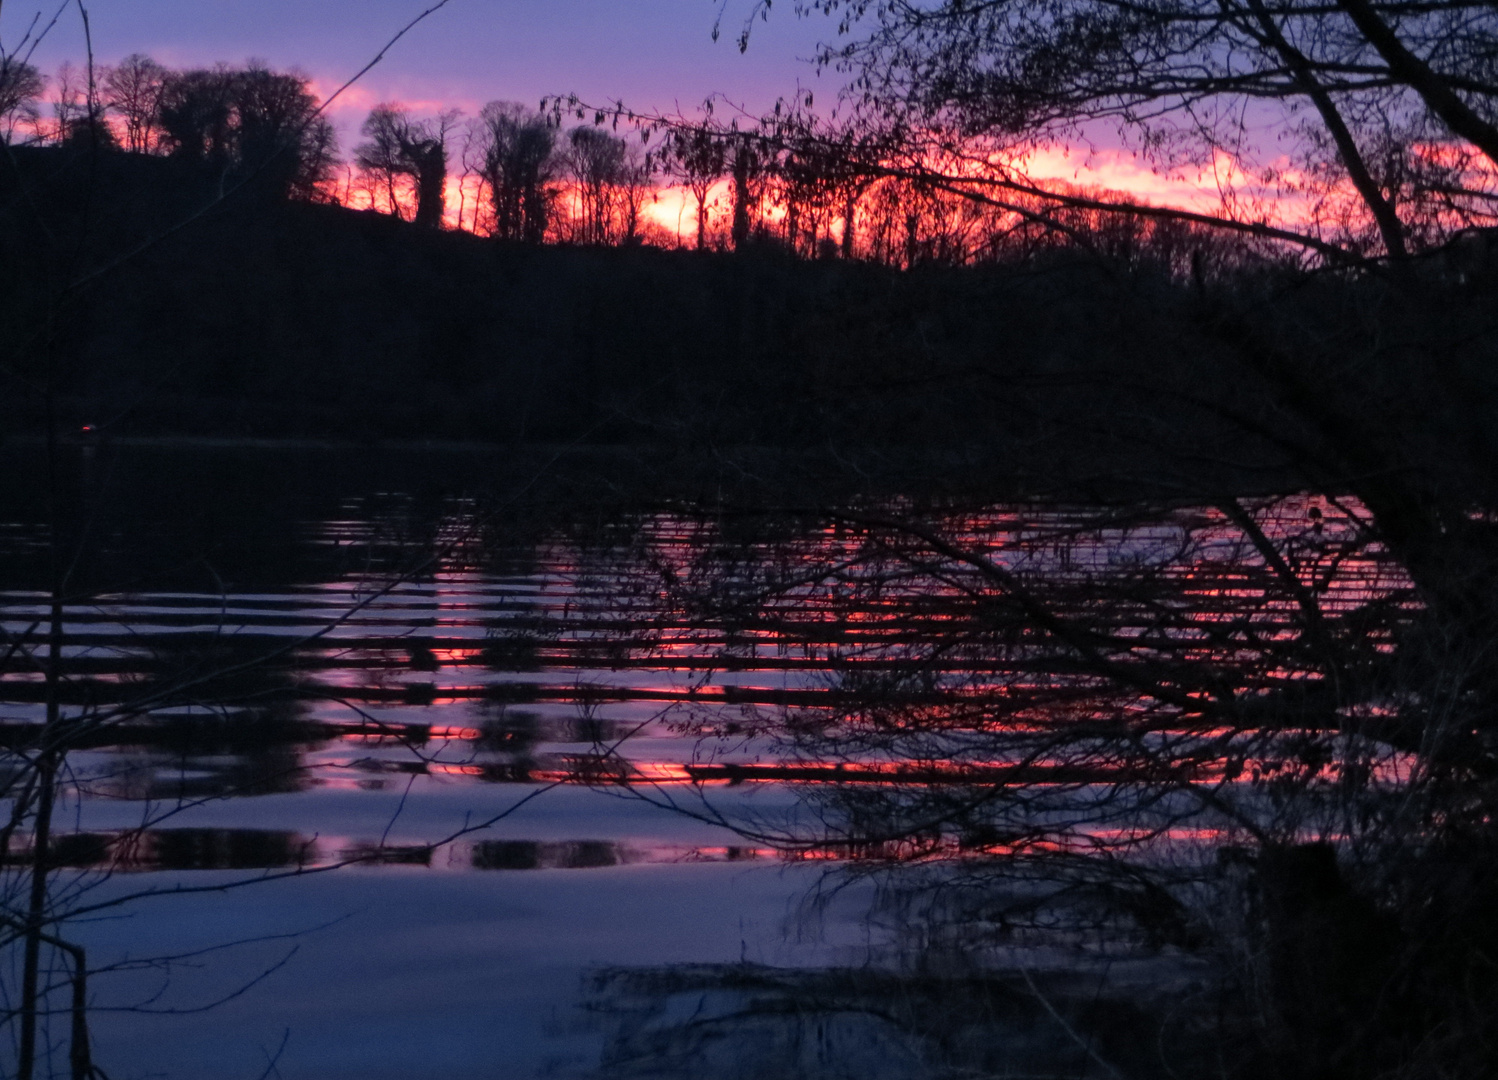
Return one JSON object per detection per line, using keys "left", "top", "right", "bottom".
{"left": 313, "top": 128, "right": 1497, "bottom": 256}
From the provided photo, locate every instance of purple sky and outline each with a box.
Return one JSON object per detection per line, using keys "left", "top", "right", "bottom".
{"left": 3, "top": 1, "right": 833, "bottom": 127}
{"left": 3, "top": 0, "right": 1211, "bottom": 207}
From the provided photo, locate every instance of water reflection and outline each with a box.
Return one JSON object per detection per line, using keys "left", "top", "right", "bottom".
{"left": 11, "top": 828, "right": 317, "bottom": 871}
{"left": 0, "top": 453, "right": 1427, "bottom": 1077}
{"left": 474, "top": 840, "right": 622, "bottom": 871}
{"left": 572, "top": 961, "right": 1203, "bottom": 1080}
{"left": 541, "top": 496, "right": 1428, "bottom": 1080}
{"left": 1, "top": 492, "right": 1413, "bottom": 862}
{"left": 6, "top": 828, "right": 782, "bottom": 873}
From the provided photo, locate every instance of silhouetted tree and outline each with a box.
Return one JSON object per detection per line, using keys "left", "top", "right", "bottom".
{"left": 156, "top": 66, "right": 236, "bottom": 164}
{"left": 158, "top": 64, "right": 335, "bottom": 199}
{"left": 662, "top": 125, "right": 726, "bottom": 249}
{"left": 355, "top": 102, "right": 456, "bottom": 227}
{"left": 43, "top": 58, "right": 115, "bottom": 153}
{"left": 729, "top": 135, "right": 762, "bottom": 249}
{"left": 59, "top": 111, "right": 118, "bottom": 152}
{"left": 102, "top": 53, "right": 165, "bottom": 154}
{"left": 235, "top": 66, "right": 338, "bottom": 200}
{"left": 565, "top": 125, "right": 628, "bottom": 244}
{"left": 0, "top": 55, "right": 44, "bottom": 144}
{"left": 48, "top": 61, "right": 88, "bottom": 145}
{"left": 615, "top": 141, "right": 655, "bottom": 244}
{"left": 474, "top": 101, "right": 557, "bottom": 242}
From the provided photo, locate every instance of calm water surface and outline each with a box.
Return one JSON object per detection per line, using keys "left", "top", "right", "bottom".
{"left": 0, "top": 444, "right": 1406, "bottom": 1079}
{"left": 0, "top": 447, "right": 860, "bottom": 1078}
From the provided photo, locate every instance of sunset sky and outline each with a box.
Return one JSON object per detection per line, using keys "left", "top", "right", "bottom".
{"left": 0, "top": 0, "right": 1273, "bottom": 215}
{"left": 3, "top": 1, "right": 824, "bottom": 124}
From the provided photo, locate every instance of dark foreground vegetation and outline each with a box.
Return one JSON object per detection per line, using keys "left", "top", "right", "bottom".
{"left": 0, "top": 143, "right": 1262, "bottom": 457}
{"left": 0, "top": 144, "right": 1490, "bottom": 486}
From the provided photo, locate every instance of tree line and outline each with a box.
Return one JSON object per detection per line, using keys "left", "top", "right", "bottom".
{"left": 5, "top": 0, "right": 1497, "bottom": 274}
{"left": 1, "top": 53, "right": 336, "bottom": 199}
{"left": 0, "top": 51, "right": 1337, "bottom": 271}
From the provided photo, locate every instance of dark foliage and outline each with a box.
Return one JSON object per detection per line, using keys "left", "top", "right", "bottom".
{"left": 155, "top": 64, "right": 335, "bottom": 200}
{"left": 0, "top": 146, "right": 1282, "bottom": 472}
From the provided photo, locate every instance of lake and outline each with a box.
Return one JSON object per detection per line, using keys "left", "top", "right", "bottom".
{"left": 0, "top": 440, "right": 1405, "bottom": 1079}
